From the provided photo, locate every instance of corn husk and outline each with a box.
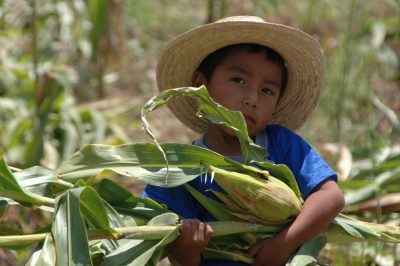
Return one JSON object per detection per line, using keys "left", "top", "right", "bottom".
{"left": 205, "top": 164, "right": 303, "bottom": 225}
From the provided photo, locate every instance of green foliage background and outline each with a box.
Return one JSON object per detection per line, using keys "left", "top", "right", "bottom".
{"left": 0, "top": 0, "right": 398, "bottom": 169}
{"left": 0, "top": 0, "right": 399, "bottom": 265}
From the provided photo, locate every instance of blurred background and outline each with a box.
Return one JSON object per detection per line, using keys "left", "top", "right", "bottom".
{"left": 0, "top": 0, "right": 399, "bottom": 265}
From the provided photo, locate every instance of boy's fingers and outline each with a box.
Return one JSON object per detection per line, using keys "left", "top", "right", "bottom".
{"left": 179, "top": 219, "right": 213, "bottom": 243}
{"left": 197, "top": 222, "right": 213, "bottom": 241}
{"left": 204, "top": 224, "right": 213, "bottom": 240}
{"left": 196, "top": 221, "right": 205, "bottom": 241}
{"left": 180, "top": 219, "right": 194, "bottom": 240}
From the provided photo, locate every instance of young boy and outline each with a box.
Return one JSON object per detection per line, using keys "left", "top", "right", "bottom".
{"left": 143, "top": 16, "right": 345, "bottom": 266}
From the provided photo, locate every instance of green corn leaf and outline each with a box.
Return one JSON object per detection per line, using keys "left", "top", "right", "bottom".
{"left": 99, "top": 200, "right": 132, "bottom": 254}
{"left": 141, "top": 86, "right": 266, "bottom": 164}
{"left": 53, "top": 187, "right": 117, "bottom": 265}
{"left": 350, "top": 159, "right": 400, "bottom": 180}
{"left": 324, "top": 214, "right": 400, "bottom": 243}
{"left": 26, "top": 235, "right": 56, "bottom": 266}
{"left": 114, "top": 205, "right": 169, "bottom": 226}
{"left": 338, "top": 179, "right": 372, "bottom": 190}
{"left": 93, "top": 177, "right": 133, "bottom": 205}
{"left": 116, "top": 228, "right": 179, "bottom": 266}
{"left": 333, "top": 216, "right": 366, "bottom": 239}
{"left": 147, "top": 212, "right": 179, "bottom": 226}
{"left": 207, "top": 235, "right": 251, "bottom": 248}
{"left": 93, "top": 178, "right": 164, "bottom": 211}
{"left": 184, "top": 183, "right": 238, "bottom": 221}
{"left": 14, "top": 166, "right": 72, "bottom": 198}
{"left": 99, "top": 239, "right": 158, "bottom": 266}
{"left": 78, "top": 186, "right": 117, "bottom": 233}
{"left": 93, "top": 178, "right": 169, "bottom": 226}
{"left": 0, "top": 157, "right": 54, "bottom": 207}
{"left": 289, "top": 235, "right": 327, "bottom": 266}
{"left": 345, "top": 165, "right": 400, "bottom": 205}
{"left": 57, "top": 143, "right": 246, "bottom": 186}
{"left": 52, "top": 188, "right": 92, "bottom": 265}
{"left": 99, "top": 213, "right": 180, "bottom": 266}
{"left": 203, "top": 247, "right": 253, "bottom": 264}
{"left": 57, "top": 141, "right": 280, "bottom": 190}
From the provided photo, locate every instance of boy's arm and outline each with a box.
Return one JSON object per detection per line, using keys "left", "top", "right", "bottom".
{"left": 248, "top": 178, "right": 345, "bottom": 266}
{"left": 169, "top": 219, "right": 213, "bottom": 266}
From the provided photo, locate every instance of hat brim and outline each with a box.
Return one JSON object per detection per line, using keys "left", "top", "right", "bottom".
{"left": 156, "top": 18, "right": 324, "bottom": 132}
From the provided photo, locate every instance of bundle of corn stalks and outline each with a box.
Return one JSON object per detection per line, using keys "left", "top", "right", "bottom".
{"left": 0, "top": 86, "right": 399, "bottom": 265}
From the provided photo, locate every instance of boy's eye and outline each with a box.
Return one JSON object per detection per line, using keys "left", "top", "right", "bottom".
{"left": 261, "top": 87, "right": 274, "bottom": 95}
{"left": 230, "top": 77, "right": 245, "bottom": 85}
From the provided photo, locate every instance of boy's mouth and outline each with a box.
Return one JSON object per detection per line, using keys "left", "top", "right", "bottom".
{"left": 242, "top": 114, "right": 255, "bottom": 124}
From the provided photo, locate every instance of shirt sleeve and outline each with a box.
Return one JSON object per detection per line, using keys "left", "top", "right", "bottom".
{"left": 266, "top": 125, "right": 337, "bottom": 198}
{"left": 142, "top": 177, "right": 214, "bottom": 220}
{"left": 142, "top": 183, "right": 198, "bottom": 219}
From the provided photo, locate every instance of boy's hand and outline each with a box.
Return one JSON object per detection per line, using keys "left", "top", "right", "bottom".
{"left": 170, "top": 219, "right": 213, "bottom": 266}
{"left": 248, "top": 235, "right": 291, "bottom": 266}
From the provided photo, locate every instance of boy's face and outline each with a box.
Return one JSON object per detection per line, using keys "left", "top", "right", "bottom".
{"left": 194, "top": 51, "right": 282, "bottom": 136}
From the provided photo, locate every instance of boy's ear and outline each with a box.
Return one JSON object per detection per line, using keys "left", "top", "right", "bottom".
{"left": 192, "top": 71, "right": 207, "bottom": 87}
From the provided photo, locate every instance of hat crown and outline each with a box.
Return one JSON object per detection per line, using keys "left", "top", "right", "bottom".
{"left": 216, "top": 16, "right": 265, "bottom": 23}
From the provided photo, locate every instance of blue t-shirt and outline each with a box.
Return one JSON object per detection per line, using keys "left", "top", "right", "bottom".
{"left": 142, "top": 124, "right": 337, "bottom": 266}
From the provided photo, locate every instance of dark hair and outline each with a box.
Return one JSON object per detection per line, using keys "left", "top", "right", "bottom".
{"left": 196, "top": 43, "right": 288, "bottom": 98}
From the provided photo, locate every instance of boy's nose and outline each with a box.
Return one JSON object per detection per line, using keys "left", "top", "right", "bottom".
{"left": 243, "top": 90, "right": 258, "bottom": 107}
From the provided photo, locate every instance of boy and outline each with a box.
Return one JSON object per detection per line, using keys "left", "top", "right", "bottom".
{"left": 143, "top": 16, "right": 344, "bottom": 266}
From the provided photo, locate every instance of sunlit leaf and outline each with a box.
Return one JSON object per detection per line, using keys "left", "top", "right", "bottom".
{"left": 78, "top": 186, "right": 117, "bottom": 233}
{"left": 52, "top": 186, "right": 116, "bottom": 265}
{"left": 99, "top": 213, "right": 180, "bottom": 266}
{"left": 25, "top": 235, "right": 56, "bottom": 266}
{"left": 53, "top": 189, "right": 92, "bottom": 265}
{"left": 14, "top": 166, "right": 71, "bottom": 197}
{"left": 289, "top": 235, "right": 326, "bottom": 266}
{"left": 141, "top": 86, "right": 266, "bottom": 164}
{"left": 99, "top": 239, "right": 157, "bottom": 266}
{"left": 57, "top": 143, "right": 242, "bottom": 186}
{"left": 92, "top": 178, "right": 141, "bottom": 205}
{"left": 0, "top": 157, "right": 54, "bottom": 207}
{"left": 345, "top": 165, "right": 400, "bottom": 205}
{"left": 147, "top": 212, "right": 179, "bottom": 226}
{"left": 99, "top": 200, "right": 131, "bottom": 254}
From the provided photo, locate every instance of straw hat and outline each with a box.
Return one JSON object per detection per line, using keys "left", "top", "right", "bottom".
{"left": 156, "top": 16, "right": 324, "bottom": 132}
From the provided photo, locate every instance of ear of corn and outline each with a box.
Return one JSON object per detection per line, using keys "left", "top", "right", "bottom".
{"left": 203, "top": 163, "right": 303, "bottom": 225}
